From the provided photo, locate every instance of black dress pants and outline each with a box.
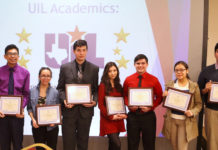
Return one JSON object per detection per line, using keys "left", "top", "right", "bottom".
{"left": 32, "top": 126, "right": 59, "bottom": 150}
{"left": 62, "top": 113, "right": 92, "bottom": 150}
{"left": 107, "top": 133, "right": 121, "bottom": 150}
{"left": 0, "top": 116, "right": 24, "bottom": 150}
{"left": 127, "top": 111, "right": 156, "bottom": 150}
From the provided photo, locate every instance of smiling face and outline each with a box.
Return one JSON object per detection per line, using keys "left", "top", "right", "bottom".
{"left": 39, "top": 69, "right": 52, "bottom": 86}
{"left": 134, "top": 58, "right": 148, "bottom": 75}
{"left": 73, "top": 46, "right": 87, "bottom": 64}
{"left": 174, "top": 64, "right": 189, "bottom": 80}
{"left": 4, "top": 48, "right": 19, "bottom": 67}
{"left": 108, "top": 65, "right": 118, "bottom": 81}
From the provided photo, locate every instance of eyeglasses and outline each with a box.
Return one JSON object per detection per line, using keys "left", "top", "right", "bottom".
{"left": 175, "top": 69, "right": 186, "bottom": 73}
{"left": 6, "top": 52, "right": 19, "bottom": 57}
{"left": 40, "top": 75, "right": 51, "bottom": 78}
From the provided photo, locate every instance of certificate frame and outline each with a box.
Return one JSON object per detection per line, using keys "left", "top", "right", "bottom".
{"left": 105, "top": 96, "right": 126, "bottom": 115}
{"left": 128, "top": 88, "right": 153, "bottom": 106}
{"left": 0, "top": 95, "right": 23, "bottom": 115}
{"left": 208, "top": 82, "right": 218, "bottom": 103}
{"left": 163, "top": 87, "right": 192, "bottom": 112}
{"left": 65, "top": 84, "right": 91, "bottom": 104}
{"left": 36, "top": 104, "right": 62, "bottom": 126}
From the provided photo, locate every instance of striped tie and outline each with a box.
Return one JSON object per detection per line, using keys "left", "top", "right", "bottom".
{"left": 78, "top": 65, "right": 83, "bottom": 82}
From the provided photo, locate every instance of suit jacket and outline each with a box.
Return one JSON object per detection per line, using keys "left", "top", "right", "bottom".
{"left": 57, "top": 60, "right": 99, "bottom": 118}
{"left": 162, "top": 80, "right": 202, "bottom": 142}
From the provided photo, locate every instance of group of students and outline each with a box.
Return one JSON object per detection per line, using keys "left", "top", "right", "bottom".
{"left": 0, "top": 40, "right": 217, "bottom": 150}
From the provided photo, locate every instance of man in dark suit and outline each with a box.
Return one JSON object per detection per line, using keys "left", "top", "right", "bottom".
{"left": 57, "top": 40, "right": 99, "bottom": 150}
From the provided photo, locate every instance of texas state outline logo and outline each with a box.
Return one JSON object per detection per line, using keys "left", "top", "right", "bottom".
{"left": 44, "top": 26, "right": 104, "bottom": 69}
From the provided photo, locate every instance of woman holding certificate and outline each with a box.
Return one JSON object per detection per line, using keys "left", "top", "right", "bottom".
{"left": 27, "top": 67, "right": 59, "bottom": 150}
{"left": 162, "top": 61, "right": 202, "bottom": 150}
{"left": 98, "top": 62, "right": 127, "bottom": 150}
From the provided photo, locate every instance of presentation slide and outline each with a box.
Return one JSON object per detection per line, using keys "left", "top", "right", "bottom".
{"left": 0, "top": 0, "right": 191, "bottom": 136}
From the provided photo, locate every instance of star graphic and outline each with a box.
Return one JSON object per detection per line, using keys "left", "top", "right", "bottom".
{"left": 68, "top": 26, "right": 86, "bottom": 43}
{"left": 16, "top": 28, "right": 31, "bottom": 43}
{"left": 116, "top": 56, "right": 130, "bottom": 69}
{"left": 24, "top": 47, "right": 32, "bottom": 55}
{"left": 113, "top": 47, "right": 121, "bottom": 55}
{"left": 114, "top": 28, "right": 130, "bottom": 43}
{"left": 18, "top": 56, "right": 29, "bottom": 68}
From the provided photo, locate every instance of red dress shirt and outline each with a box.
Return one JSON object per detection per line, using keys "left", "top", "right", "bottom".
{"left": 123, "top": 72, "right": 163, "bottom": 111}
{"left": 98, "top": 83, "right": 126, "bottom": 136}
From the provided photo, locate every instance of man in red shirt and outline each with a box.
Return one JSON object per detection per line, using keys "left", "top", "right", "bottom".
{"left": 123, "top": 54, "right": 163, "bottom": 150}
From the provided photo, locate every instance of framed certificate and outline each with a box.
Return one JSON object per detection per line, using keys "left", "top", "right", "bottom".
{"left": 163, "top": 87, "right": 192, "bottom": 112}
{"left": 0, "top": 95, "right": 23, "bottom": 115}
{"left": 105, "top": 96, "right": 126, "bottom": 115}
{"left": 66, "top": 84, "right": 91, "bottom": 104}
{"left": 208, "top": 82, "right": 218, "bottom": 103}
{"left": 128, "top": 88, "right": 153, "bottom": 106}
{"left": 36, "top": 104, "right": 62, "bottom": 126}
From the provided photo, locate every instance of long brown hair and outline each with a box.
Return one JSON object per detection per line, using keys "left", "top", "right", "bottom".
{"left": 101, "top": 62, "right": 122, "bottom": 95}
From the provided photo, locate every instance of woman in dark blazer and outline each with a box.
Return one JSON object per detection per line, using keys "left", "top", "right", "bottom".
{"left": 98, "top": 62, "right": 127, "bottom": 150}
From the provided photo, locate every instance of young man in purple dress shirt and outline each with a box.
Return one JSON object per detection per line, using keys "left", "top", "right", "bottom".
{"left": 0, "top": 44, "right": 30, "bottom": 150}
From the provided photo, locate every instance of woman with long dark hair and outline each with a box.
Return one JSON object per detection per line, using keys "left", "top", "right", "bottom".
{"left": 98, "top": 62, "right": 127, "bottom": 150}
{"left": 27, "top": 67, "right": 59, "bottom": 150}
{"left": 162, "top": 61, "right": 202, "bottom": 150}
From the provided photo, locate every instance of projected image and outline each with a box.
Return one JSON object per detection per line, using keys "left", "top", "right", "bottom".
{"left": 0, "top": 0, "right": 191, "bottom": 136}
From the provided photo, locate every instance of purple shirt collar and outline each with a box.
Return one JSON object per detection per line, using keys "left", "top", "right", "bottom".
{"left": 5, "top": 63, "right": 18, "bottom": 71}
{"left": 0, "top": 63, "right": 30, "bottom": 108}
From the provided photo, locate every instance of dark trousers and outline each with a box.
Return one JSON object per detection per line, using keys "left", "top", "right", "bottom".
{"left": 127, "top": 111, "right": 156, "bottom": 150}
{"left": 0, "top": 116, "right": 24, "bottom": 150}
{"left": 107, "top": 133, "right": 121, "bottom": 150}
{"left": 32, "top": 126, "right": 59, "bottom": 150}
{"left": 62, "top": 114, "right": 92, "bottom": 150}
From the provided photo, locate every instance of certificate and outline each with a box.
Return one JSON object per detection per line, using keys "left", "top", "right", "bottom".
{"left": 36, "top": 104, "right": 62, "bottom": 126}
{"left": 128, "top": 88, "right": 153, "bottom": 106}
{"left": 163, "top": 87, "right": 192, "bottom": 112}
{"left": 105, "top": 96, "right": 126, "bottom": 115}
{"left": 208, "top": 82, "right": 218, "bottom": 103}
{"left": 66, "top": 84, "right": 91, "bottom": 104}
{"left": 0, "top": 95, "right": 23, "bottom": 115}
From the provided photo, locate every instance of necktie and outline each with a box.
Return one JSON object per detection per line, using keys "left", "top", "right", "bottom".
{"left": 8, "top": 68, "right": 14, "bottom": 95}
{"left": 78, "top": 65, "right": 83, "bottom": 82}
{"left": 138, "top": 75, "right": 142, "bottom": 87}
{"left": 136, "top": 75, "right": 143, "bottom": 113}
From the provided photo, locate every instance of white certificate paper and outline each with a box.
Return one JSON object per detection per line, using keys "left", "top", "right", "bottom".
{"left": 128, "top": 88, "right": 153, "bottom": 106}
{"left": 0, "top": 96, "right": 22, "bottom": 115}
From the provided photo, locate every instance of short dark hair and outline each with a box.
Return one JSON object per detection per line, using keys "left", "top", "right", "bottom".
{"left": 134, "top": 54, "right": 148, "bottom": 63}
{"left": 73, "top": 40, "right": 88, "bottom": 51}
{"left": 5, "top": 44, "right": 19, "bottom": 54}
{"left": 215, "top": 43, "right": 218, "bottom": 52}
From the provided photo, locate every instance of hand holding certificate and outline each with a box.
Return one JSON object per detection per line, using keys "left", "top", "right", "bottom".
{"left": 36, "top": 104, "right": 62, "bottom": 126}
{"left": 163, "top": 87, "right": 192, "bottom": 112}
{"left": 66, "top": 84, "right": 91, "bottom": 104}
{"left": 208, "top": 82, "right": 218, "bottom": 103}
{"left": 0, "top": 95, "right": 23, "bottom": 115}
{"left": 128, "top": 88, "right": 153, "bottom": 106}
{"left": 105, "top": 96, "right": 126, "bottom": 115}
